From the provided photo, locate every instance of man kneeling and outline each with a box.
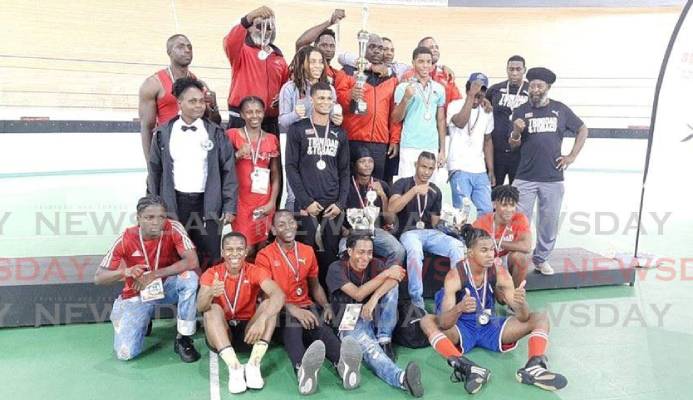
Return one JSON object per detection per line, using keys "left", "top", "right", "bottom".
{"left": 327, "top": 234, "right": 424, "bottom": 397}
{"left": 95, "top": 195, "right": 200, "bottom": 362}
{"left": 197, "top": 232, "right": 285, "bottom": 394}
{"left": 420, "top": 226, "right": 567, "bottom": 394}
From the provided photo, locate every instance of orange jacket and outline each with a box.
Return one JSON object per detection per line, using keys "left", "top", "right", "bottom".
{"left": 335, "top": 70, "right": 401, "bottom": 145}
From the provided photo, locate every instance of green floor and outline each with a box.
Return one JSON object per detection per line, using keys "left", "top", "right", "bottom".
{"left": 2, "top": 273, "right": 692, "bottom": 400}
{"left": 2, "top": 155, "right": 693, "bottom": 399}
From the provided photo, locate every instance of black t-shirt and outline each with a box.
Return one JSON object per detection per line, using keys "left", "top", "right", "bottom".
{"left": 326, "top": 258, "right": 387, "bottom": 322}
{"left": 486, "top": 80, "right": 529, "bottom": 155}
{"left": 344, "top": 177, "right": 390, "bottom": 230}
{"left": 391, "top": 177, "right": 442, "bottom": 235}
{"left": 285, "top": 118, "right": 351, "bottom": 210}
{"left": 512, "top": 99, "right": 584, "bottom": 182}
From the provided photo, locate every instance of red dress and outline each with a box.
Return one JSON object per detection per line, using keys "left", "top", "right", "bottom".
{"left": 226, "top": 128, "right": 279, "bottom": 245}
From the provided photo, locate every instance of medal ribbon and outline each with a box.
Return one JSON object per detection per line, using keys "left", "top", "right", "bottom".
{"left": 276, "top": 242, "right": 301, "bottom": 282}
{"left": 222, "top": 267, "right": 245, "bottom": 318}
{"left": 138, "top": 229, "right": 163, "bottom": 271}
{"left": 463, "top": 260, "right": 488, "bottom": 310}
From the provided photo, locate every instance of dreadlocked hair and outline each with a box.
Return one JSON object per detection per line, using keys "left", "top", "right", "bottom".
{"left": 491, "top": 185, "right": 520, "bottom": 204}
{"left": 460, "top": 224, "right": 491, "bottom": 248}
{"left": 288, "top": 45, "right": 328, "bottom": 98}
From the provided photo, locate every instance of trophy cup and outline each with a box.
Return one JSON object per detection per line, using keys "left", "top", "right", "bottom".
{"left": 438, "top": 198, "right": 473, "bottom": 237}
{"left": 355, "top": 6, "right": 369, "bottom": 115}
{"left": 347, "top": 189, "right": 379, "bottom": 236}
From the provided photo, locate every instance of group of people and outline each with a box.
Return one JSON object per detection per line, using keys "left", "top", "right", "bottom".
{"left": 98, "top": 4, "right": 592, "bottom": 396}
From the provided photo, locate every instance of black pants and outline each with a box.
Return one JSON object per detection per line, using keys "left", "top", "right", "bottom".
{"left": 175, "top": 191, "right": 221, "bottom": 270}
{"left": 493, "top": 152, "right": 520, "bottom": 187}
{"left": 384, "top": 152, "right": 399, "bottom": 186}
{"left": 280, "top": 306, "right": 341, "bottom": 369}
{"left": 295, "top": 212, "right": 343, "bottom": 287}
{"left": 349, "top": 141, "right": 388, "bottom": 181}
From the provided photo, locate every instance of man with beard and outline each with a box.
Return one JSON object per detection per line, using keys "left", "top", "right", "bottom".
{"left": 223, "top": 5, "right": 289, "bottom": 134}
{"left": 139, "top": 34, "right": 221, "bottom": 161}
{"left": 486, "top": 56, "right": 529, "bottom": 185}
{"left": 509, "top": 67, "right": 588, "bottom": 276}
{"left": 336, "top": 33, "right": 401, "bottom": 180}
{"left": 295, "top": 9, "right": 346, "bottom": 82}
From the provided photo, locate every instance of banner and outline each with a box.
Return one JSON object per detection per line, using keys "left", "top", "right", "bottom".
{"left": 635, "top": 0, "right": 693, "bottom": 261}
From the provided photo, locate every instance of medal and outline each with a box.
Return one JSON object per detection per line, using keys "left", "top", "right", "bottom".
{"left": 416, "top": 187, "right": 428, "bottom": 231}
{"left": 228, "top": 320, "right": 239, "bottom": 327}
{"left": 463, "top": 260, "right": 491, "bottom": 325}
{"left": 477, "top": 309, "right": 491, "bottom": 326}
{"left": 492, "top": 215, "right": 510, "bottom": 260}
{"left": 277, "top": 242, "right": 303, "bottom": 296}
{"left": 201, "top": 138, "right": 214, "bottom": 151}
{"left": 365, "top": 189, "right": 377, "bottom": 205}
{"left": 258, "top": 49, "right": 269, "bottom": 60}
{"left": 424, "top": 111, "right": 432, "bottom": 120}
{"left": 309, "top": 117, "right": 331, "bottom": 172}
{"left": 222, "top": 267, "right": 245, "bottom": 321}
{"left": 494, "top": 257, "right": 503, "bottom": 267}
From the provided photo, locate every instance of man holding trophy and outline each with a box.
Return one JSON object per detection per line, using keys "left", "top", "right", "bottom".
{"left": 336, "top": 6, "right": 401, "bottom": 181}
{"left": 341, "top": 147, "right": 405, "bottom": 268}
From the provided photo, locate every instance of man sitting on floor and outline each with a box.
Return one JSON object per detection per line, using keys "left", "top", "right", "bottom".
{"left": 326, "top": 233, "right": 423, "bottom": 397}
{"left": 420, "top": 226, "right": 567, "bottom": 394}
{"left": 197, "top": 232, "right": 285, "bottom": 394}
{"left": 95, "top": 195, "right": 200, "bottom": 362}
{"left": 255, "top": 210, "right": 363, "bottom": 395}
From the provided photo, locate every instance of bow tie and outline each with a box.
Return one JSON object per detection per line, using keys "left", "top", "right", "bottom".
{"left": 181, "top": 125, "right": 197, "bottom": 132}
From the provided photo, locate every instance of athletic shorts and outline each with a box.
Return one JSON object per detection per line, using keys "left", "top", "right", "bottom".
{"left": 206, "top": 320, "right": 252, "bottom": 353}
{"left": 434, "top": 290, "right": 517, "bottom": 354}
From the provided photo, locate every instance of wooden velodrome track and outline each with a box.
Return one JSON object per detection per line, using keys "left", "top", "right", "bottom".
{"left": 0, "top": 0, "right": 682, "bottom": 128}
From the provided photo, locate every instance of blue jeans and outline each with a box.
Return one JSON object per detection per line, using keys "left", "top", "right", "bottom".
{"left": 401, "top": 229, "right": 467, "bottom": 309}
{"left": 341, "top": 318, "right": 404, "bottom": 390}
{"left": 339, "top": 228, "right": 406, "bottom": 268}
{"left": 450, "top": 170, "right": 492, "bottom": 216}
{"left": 110, "top": 271, "right": 198, "bottom": 360}
{"left": 373, "top": 285, "right": 399, "bottom": 341}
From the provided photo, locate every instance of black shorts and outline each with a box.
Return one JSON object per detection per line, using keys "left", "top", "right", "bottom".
{"left": 206, "top": 320, "right": 252, "bottom": 353}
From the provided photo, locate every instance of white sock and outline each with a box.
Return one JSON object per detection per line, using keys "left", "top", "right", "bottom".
{"left": 219, "top": 346, "right": 241, "bottom": 370}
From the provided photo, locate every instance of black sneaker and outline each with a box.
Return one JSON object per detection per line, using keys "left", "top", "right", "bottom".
{"left": 516, "top": 355, "right": 567, "bottom": 391}
{"left": 402, "top": 362, "right": 424, "bottom": 398}
{"left": 448, "top": 356, "right": 490, "bottom": 395}
{"left": 381, "top": 342, "right": 396, "bottom": 362}
{"left": 174, "top": 335, "right": 200, "bottom": 363}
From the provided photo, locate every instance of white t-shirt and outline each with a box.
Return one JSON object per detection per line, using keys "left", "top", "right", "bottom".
{"left": 446, "top": 99, "right": 494, "bottom": 173}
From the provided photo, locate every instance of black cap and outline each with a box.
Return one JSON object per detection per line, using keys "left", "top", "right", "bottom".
{"left": 526, "top": 67, "right": 556, "bottom": 84}
{"left": 351, "top": 146, "right": 373, "bottom": 164}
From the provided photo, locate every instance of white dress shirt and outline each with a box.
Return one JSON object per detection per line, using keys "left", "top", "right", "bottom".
{"left": 169, "top": 118, "right": 208, "bottom": 193}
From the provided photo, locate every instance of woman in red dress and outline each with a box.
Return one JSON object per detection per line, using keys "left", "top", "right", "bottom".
{"left": 226, "top": 96, "right": 281, "bottom": 257}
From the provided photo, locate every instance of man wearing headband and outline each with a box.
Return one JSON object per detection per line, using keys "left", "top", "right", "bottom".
{"left": 95, "top": 195, "right": 200, "bottom": 363}
{"left": 223, "top": 5, "right": 289, "bottom": 134}
{"left": 508, "top": 67, "right": 588, "bottom": 276}
{"left": 486, "top": 55, "right": 529, "bottom": 186}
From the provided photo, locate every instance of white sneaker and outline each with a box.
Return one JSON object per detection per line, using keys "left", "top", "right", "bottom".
{"left": 535, "top": 262, "right": 555, "bottom": 276}
{"left": 298, "top": 340, "right": 326, "bottom": 395}
{"left": 228, "top": 365, "right": 247, "bottom": 394}
{"left": 245, "top": 363, "right": 264, "bottom": 390}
